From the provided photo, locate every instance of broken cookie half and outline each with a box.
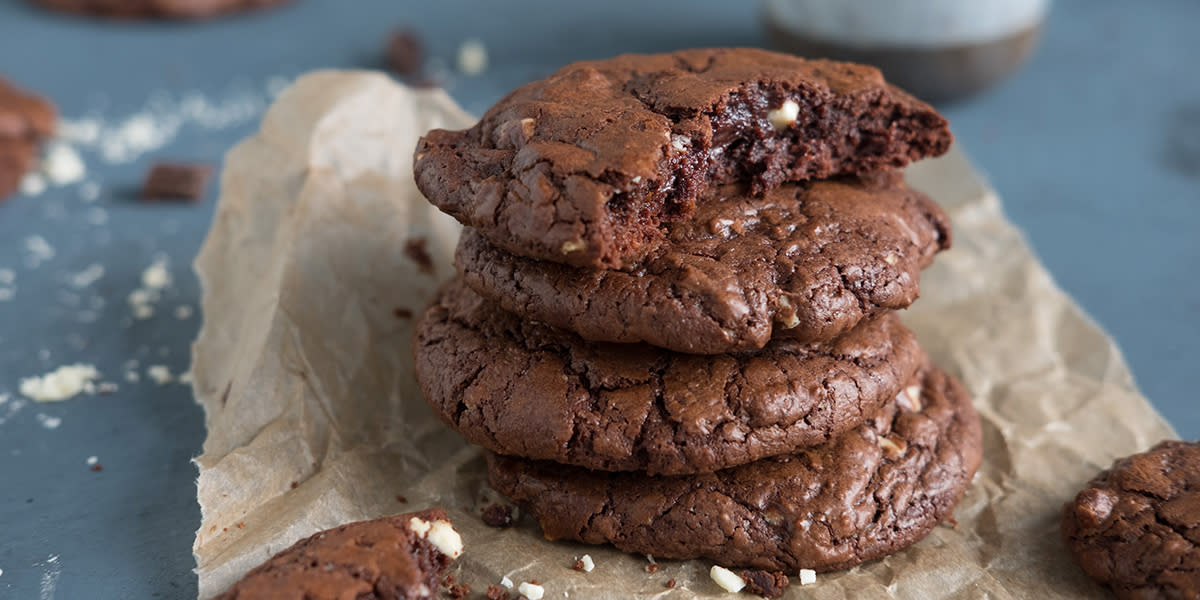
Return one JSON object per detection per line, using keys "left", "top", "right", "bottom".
{"left": 415, "top": 47, "right": 951, "bottom": 269}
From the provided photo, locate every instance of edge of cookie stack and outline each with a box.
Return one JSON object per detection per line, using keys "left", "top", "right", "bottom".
{"left": 414, "top": 48, "right": 983, "bottom": 581}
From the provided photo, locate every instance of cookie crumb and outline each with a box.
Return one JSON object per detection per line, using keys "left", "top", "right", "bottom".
{"left": 665, "top": 578, "right": 676, "bottom": 589}
{"left": 481, "top": 503, "right": 514, "bottom": 528}
{"left": 141, "top": 162, "right": 211, "bottom": 202}
{"left": 91, "top": 463, "right": 103, "bottom": 472}
{"left": 404, "top": 238, "right": 434, "bottom": 274}
{"left": 392, "top": 307, "right": 413, "bottom": 320}
{"left": 446, "top": 582, "right": 471, "bottom": 599}
{"left": 646, "top": 563, "right": 659, "bottom": 574}
{"left": 709, "top": 565, "right": 745, "bottom": 593}
{"left": 396, "top": 494, "right": 407, "bottom": 503}
{"left": 573, "top": 554, "right": 594, "bottom": 573}
{"left": 485, "top": 585, "right": 512, "bottom": 600}
{"left": 739, "top": 569, "right": 790, "bottom": 598}
{"left": 386, "top": 29, "right": 424, "bottom": 75}
{"left": 20, "top": 364, "right": 101, "bottom": 402}
{"left": 289, "top": 481, "right": 298, "bottom": 489}
{"left": 517, "top": 581, "right": 544, "bottom": 600}
{"left": 798, "top": 569, "right": 817, "bottom": 586}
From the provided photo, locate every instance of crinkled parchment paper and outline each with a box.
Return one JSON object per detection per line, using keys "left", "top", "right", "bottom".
{"left": 191, "top": 71, "right": 1175, "bottom": 599}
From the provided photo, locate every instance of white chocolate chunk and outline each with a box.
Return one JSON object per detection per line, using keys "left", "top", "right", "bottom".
{"left": 518, "top": 582, "right": 545, "bottom": 600}
{"left": 767, "top": 100, "right": 800, "bottom": 131}
{"left": 710, "top": 565, "right": 745, "bottom": 593}
{"left": 799, "top": 569, "right": 817, "bottom": 585}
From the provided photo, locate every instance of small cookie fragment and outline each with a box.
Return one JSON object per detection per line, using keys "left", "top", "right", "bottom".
{"left": 1063, "top": 440, "right": 1200, "bottom": 600}
{"left": 481, "top": 503, "right": 514, "bottom": 528}
{"left": 214, "top": 508, "right": 461, "bottom": 600}
{"left": 387, "top": 30, "right": 424, "bottom": 75}
{"left": 141, "top": 162, "right": 212, "bottom": 202}
{"left": 0, "top": 76, "right": 57, "bottom": 201}
{"left": 740, "top": 570, "right": 790, "bottom": 598}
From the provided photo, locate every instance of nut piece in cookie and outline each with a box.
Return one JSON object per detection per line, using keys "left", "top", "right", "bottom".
{"left": 214, "top": 508, "right": 462, "bottom": 600}
{"left": 1063, "top": 440, "right": 1200, "bottom": 600}
{"left": 415, "top": 47, "right": 951, "bottom": 269}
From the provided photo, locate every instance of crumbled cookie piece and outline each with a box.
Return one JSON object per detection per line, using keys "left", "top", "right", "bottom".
{"left": 740, "top": 570, "right": 790, "bottom": 598}
{"left": 386, "top": 29, "right": 424, "bottom": 75}
{"left": 481, "top": 503, "right": 514, "bottom": 528}
{"left": 141, "top": 162, "right": 212, "bottom": 202}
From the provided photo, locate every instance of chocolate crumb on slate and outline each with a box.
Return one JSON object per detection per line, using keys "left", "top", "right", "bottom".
{"left": 289, "top": 481, "right": 298, "bottom": 489}
{"left": 392, "top": 307, "right": 413, "bottom": 320}
{"left": 91, "top": 463, "right": 103, "bottom": 472}
{"left": 740, "top": 570, "right": 790, "bottom": 599}
{"left": 486, "top": 584, "right": 512, "bottom": 600}
{"left": 572, "top": 559, "right": 585, "bottom": 571}
{"left": 481, "top": 503, "right": 514, "bottom": 528}
{"left": 447, "top": 582, "right": 470, "bottom": 599}
{"left": 665, "top": 578, "right": 676, "bottom": 589}
{"left": 386, "top": 29, "right": 424, "bottom": 75}
{"left": 396, "top": 495, "right": 407, "bottom": 503}
{"left": 646, "top": 563, "right": 660, "bottom": 574}
{"left": 141, "top": 162, "right": 212, "bottom": 202}
{"left": 404, "top": 238, "right": 434, "bottom": 274}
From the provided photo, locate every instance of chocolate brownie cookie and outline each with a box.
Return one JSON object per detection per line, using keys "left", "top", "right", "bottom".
{"left": 1063, "top": 440, "right": 1200, "bottom": 600}
{"left": 415, "top": 47, "right": 952, "bottom": 269}
{"left": 488, "top": 364, "right": 980, "bottom": 573}
{"left": 214, "top": 508, "right": 463, "bottom": 600}
{"left": 0, "top": 76, "right": 56, "bottom": 200}
{"left": 458, "top": 172, "right": 950, "bottom": 354}
{"left": 31, "top": 0, "right": 293, "bottom": 20}
{"left": 415, "top": 278, "right": 924, "bottom": 475}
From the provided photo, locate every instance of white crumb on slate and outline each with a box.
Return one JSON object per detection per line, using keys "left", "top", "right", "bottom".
{"left": 69, "top": 264, "right": 105, "bottom": 289}
{"left": 174, "top": 305, "right": 194, "bottom": 319}
{"left": 500, "top": 575, "right": 514, "bottom": 589}
{"left": 147, "top": 365, "right": 173, "bottom": 385}
{"left": 23, "top": 235, "right": 55, "bottom": 268}
{"left": 0, "top": 288, "right": 13, "bottom": 302}
{"left": 20, "top": 173, "right": 46, "bottom": 197}
{"left": 709, "top": 565, "right": 745, "bottom": 593}
{"left": 141, "top": 258, "right": 172, "bottom": 290}
{"left": 125, "top": 371, "right": 140, "bottom": 383}
{"left": 41, "top": 142, "right": 86, "bottom": 185}
{"left": 36, "top": 413, "right": 62, "bottom": 429}
{"left": 178, "top": 371, "right": 193, "bottom": 385}
{"left": 0, "top": 269, "right": 14, "bottom": 285}
{"left": 457, "top": 39, "right": 488, "bottom": 75}
{"left": 20, "top": 364, "right": 101, "bottom": 402}
{"left": 127, "top": 257, "right": 172, "bottom": 320}
{"left": 86, "top": 456, "right": 98, "bottom": 466}
{"left": 578, "top": 554, "right": 594, "bottom": 572}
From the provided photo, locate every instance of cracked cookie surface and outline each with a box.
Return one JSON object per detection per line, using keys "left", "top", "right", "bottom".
{"left": 415, "top": 47, "right": 952, "bottom": 269}
{"left": 414, "top": 279, "right": 923, "bottom": 476}
{"left": 458, "top": 172, "right": 950, "bottom": 354}
{"left": 214, "top": 509, "right": 461, "bottom": 600}
{"left": 1063, "top": 440, "right": 1200, "bottom": 600}
{"left": 487, "top": 365, "right": 981, "bottom": 573}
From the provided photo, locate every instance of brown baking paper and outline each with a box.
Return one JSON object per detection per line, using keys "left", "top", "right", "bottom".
{"left": 191, "top": 71, "right": 1175, "bottom": 600}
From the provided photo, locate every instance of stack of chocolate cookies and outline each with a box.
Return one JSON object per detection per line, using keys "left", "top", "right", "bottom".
{"left": 414, "top": 48, "right": 983, "bottom": 575}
